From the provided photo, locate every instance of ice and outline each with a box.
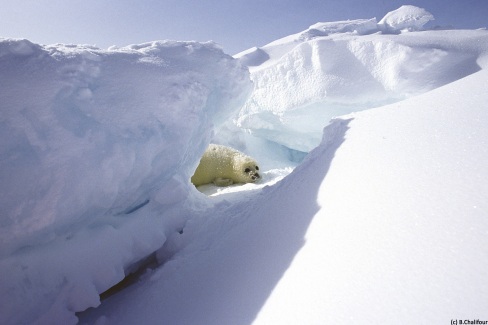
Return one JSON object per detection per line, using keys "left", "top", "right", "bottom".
{"left": 378, "top": 5, "right": 434, "bottom": 33}
{"left": 235, "top": 47, "right": 270, "bottom": 67}
{"left": 253, "top": 68, "right": 488, "bottom": 324}
{"left": 234, "top": 13, "right": 486, "bottom": 152}
{"left": 0, "top": 38, "right": 251, "bottom": 324}
{"left": 300, "top": 18, "right": 379, "bottom": 40}
{"left": 2, "top": 4, "right": 488, "bottom": 325}
{"left": 0, "top": 39, "right": 250, "bottom": 253}
{"left": 80, "top": 69, "right": 488, "bottom": 324}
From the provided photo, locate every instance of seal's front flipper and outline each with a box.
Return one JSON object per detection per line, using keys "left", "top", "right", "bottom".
{"left": 214, "top": 178, "right": 234, "bottom": 187}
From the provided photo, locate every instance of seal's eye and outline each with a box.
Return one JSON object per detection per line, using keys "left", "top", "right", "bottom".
{"left": 255, "top": 166, "right": 259, "bottom": 170}
{"left": 244, "top": 168, "right": 251, "bottom": 173}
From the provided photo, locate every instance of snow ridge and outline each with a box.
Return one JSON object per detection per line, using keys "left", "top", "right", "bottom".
{"left": 2, "top": 5, "right": 488, "bottom": 324}
{"left": 0, "top": 39, "right": 251, "bottom": 324}
{"left": 378, "top": 5, "right": 434, "bottom": 32}
{"left": 233, "top": 5, "right": 488, "bottom": 153}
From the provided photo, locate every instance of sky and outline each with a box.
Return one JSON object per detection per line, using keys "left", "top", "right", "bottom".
{"left": 1, "top": 0, "right": 487, "bottom": 55}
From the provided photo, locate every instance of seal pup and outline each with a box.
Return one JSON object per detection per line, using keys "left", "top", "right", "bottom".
{"left": 191, "top": 144, "right": 261, "bottom": 187}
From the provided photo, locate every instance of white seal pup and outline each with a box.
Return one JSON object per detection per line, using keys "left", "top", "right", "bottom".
{"left": 191, "top": 144, "right": 261, "bottom": 187}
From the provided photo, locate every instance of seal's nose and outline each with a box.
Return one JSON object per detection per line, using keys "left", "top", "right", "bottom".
{"left": 252, "top": 173, "right": 261, "bottom": 180}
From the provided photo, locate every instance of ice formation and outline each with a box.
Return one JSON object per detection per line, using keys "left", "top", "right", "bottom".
{"left": 1, "top": 5, "right": 488, "bottom": 324}
{"left": 233, "top": 5, "right": 482, "bottom": 152}
{"left": 0, "top": 38, "right": 251, "bottom": 324}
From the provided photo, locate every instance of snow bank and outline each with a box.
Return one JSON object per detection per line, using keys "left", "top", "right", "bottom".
{"left": 80, "top": 67, "right": 488, "bottom": 325}
{"left": 378, "top": 5, "right": 434, "bottom": 32}
{"left": 77, "top": 7, "right": 488, "bottom": 324}
{"left": 0, "top": 38, "right": 251, "bottom": 324}
{"left": 233, "top": 6, "right": 488, "bottom": 153}
{"left": 3, "top": 5, "right": 488, "bottom": 324}
{"left": 253, "top": 67, "right": 488, "bottom": 325}
{"left": 299, "top": 18, "right": 378, "bottom": 40}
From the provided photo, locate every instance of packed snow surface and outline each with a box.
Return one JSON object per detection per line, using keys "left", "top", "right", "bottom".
{"left": 83, "top": 68, "right": 488, "bottom": 325}
{"left": 234, "top": 6, "right": 486, "bottom": 152}
{"left": 378, "top": 5, "right": 434, "bottom": 32}
{"left": 1, "top": 5, "right": 488, "bottom": 325}
{"left": 0, "top": 39, "right": 251, "bottom": 324}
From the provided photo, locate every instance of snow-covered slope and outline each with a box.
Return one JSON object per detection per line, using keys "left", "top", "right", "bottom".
{"left": 79, "top": 6, "right": 488, "bottom": 325}
{"left": 378, "top": 5, "right": 434, "bottom": 32}
{"left": 0, "top": 39, "right": 251, "bottom": 324}
{"left": 81, "top": 67, "right": 488, "bottom": 325}
{"left": 234, "top": 6, "right": 487, "bottom": 152}
{"left": 253, "top": 68, "right": 488, "bottom": 324}
{"left": 2, "top": 5, "right": 488, "bottom": 325}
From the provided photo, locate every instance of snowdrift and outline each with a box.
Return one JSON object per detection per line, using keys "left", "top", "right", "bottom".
{"left": 1, "top": 4, "right": 488, "bottom": 325}
{"left": 0, "top": 39, "right": 251, "bottom": 324}
{"left": 234, "top": 7, "right": 488, "bottom": 152}
{"left": 253, "top": 68, "right": 488, "bottom": 324}
{"left": 378, "top": 5, "right": 434, "bottom": 32}
{"left": 82, "top": 68, "right": 488, "bottom": 324}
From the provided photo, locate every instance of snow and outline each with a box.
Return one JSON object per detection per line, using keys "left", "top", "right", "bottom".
{"left": 0, "top": 39, "right": 251, "bottom": 324}
{"left": 82, "top": 68, "right": 488, "bottom": 325}
{"left": 234, "top": 11, "right": 487, "bottom": 152}
{"left": 254, "top": 69, "right": 488, "bottom": 324}
{"left": 378, "top": 5, "right": 434, "bottom": 33}
{"left": 1, "top": 5, "right": 488, "bottom": 325}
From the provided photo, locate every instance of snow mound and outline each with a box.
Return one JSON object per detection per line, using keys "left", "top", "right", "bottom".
{"left": 3, "top": 5, "right": 488, "bottom": 324}
{"left": 253, "top": 67, "right": 488, "bottom": 325}
{"left": 80, "top": 68, "right": 488, "bottom": 325}
{"left": 254, "top": 66, "right": 488, "bottom": 325}
{"left": 300, "top": 18, "right": 378, "bottom": 40}
{"left": 233, "top": 12, "right": 488, "bottom": 152}
{"left": 0, "top": 38, "right": 251, "bottom": 324}
{"left": 235, "top": 47, "right": 270, "bottom": 67}
{"left": 378, "top": 5, "right": 434, "bottom": 33}
{"left": 0, "top": 39, "right": 250, "bottom": 256}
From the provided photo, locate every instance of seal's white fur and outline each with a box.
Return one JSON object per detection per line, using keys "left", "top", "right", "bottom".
{"left": 191, "top": 144, "right": 261, "bottom": 187}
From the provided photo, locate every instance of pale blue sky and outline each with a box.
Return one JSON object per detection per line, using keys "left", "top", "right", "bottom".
{"left": 1, "top": 0, "right": 487, "bottom": 54}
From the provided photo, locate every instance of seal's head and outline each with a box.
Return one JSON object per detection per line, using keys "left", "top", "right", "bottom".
{"left": 236, "top": 157, "right": 261, "bottom": 183}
